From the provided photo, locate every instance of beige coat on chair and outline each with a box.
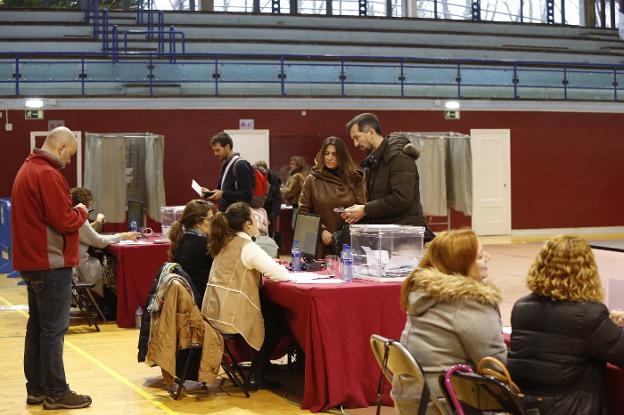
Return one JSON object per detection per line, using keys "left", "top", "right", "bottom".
{"left": 146, "top": 279, "right": 224, "bottom": 387}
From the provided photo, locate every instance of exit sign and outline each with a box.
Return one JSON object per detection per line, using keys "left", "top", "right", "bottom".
{"left": 445, "top": 110, "right": 460, "bottom": 120}
{"left": 25, "top": 109, "right": 44, "bottom": 119}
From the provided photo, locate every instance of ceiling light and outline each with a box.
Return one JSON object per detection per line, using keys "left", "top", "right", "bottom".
{"left": 444, "top": 100, "right": 460, "bottom": 110}
{"left": 25, "top": 98, "right": 44, "bottom": 109}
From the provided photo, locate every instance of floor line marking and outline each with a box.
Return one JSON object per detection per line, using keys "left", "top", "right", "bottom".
{"left": 0, "top": 294, "right": 177, "bottom": 415}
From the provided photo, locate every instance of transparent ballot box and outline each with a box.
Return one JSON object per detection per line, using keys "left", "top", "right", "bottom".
{"left": 350, "top": 224, "right": 425, "bottom": 280}
{"left": 160, "top": 206, "right": 185, "bottom": 236}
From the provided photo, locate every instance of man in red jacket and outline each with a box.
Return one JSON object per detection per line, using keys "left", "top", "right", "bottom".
{"left": 11, "top": 127, "right": 92, "bottom": 410}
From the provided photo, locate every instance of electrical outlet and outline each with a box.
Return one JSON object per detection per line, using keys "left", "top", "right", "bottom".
{"left": 5, "top": 123, "right": 13, "bottom": 131}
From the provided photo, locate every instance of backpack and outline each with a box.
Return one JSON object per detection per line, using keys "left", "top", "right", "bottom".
{"left": 232, "top": 158, "right": 269, "bottom": 208}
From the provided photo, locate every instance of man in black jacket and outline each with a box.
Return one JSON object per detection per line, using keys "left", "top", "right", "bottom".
{"left": 343, "top": 113, "right": 434, "bottom": 241}
{"left": 205, "top": 132, "right": 254, "bottom": 211}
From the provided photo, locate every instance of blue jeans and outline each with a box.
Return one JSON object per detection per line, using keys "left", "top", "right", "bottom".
{"left": 22, "top": 268, "right": 72, "bottom": 397}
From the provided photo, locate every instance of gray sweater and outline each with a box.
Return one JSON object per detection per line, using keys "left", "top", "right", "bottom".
{"left": 76, "top": 221, "right": 120, "bottom": 296}
{"left": 392, "top": 267, "right": 507, "bottom": 414}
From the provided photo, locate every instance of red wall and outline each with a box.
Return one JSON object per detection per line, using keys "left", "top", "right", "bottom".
{"left": 2, "top": 108, "right": 623, "bottom": 230}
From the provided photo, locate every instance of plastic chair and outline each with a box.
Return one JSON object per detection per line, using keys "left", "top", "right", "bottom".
{"left": 439, "top": 364, "right": 528, "bottom": 415}
{"left": 369, "top": 334, "right": 450, "bottom": 415}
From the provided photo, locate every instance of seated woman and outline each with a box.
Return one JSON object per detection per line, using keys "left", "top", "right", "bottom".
{"left": 70, "top": 187, "right": 139, "bottom": 296}
{"left": 201, "top": 202, "right": 290, "bottom": 390}
{"left": 167, "top": 199, "right": 214, "bottom": 299}
{"left": 298, "top": 136, "right": 365, "bottom": 257}
{"left": 252, "top": 206, "right": 279, "bottom": 258}
{"left": 393, "top": 229, "right": 506, "bottom": 414}
{"left": 508, "top": 234, "right": 624, "bottom": 415}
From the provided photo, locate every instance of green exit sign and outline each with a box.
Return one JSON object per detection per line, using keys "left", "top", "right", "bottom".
{"left": 25, "top": 110, "right": 44, "bottom": 119}
{"left": 445, "top": 110, "right": 460, "bottom": 120}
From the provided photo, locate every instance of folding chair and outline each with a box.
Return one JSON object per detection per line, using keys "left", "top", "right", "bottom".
{"left": 369, "top": 334, "right": 451, "bottom": 415}
{"left": 169, "top": 333, "right": 250, "bottom": 400}
{"left": 71, "top": 278, "right": 103, "bottom": 332}
{"left": 439, "top": 364, "right": 529, "bottom": 415}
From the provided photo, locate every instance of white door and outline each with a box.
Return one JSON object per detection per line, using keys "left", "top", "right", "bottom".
{"left": 30, "top": 131, "right": 83, "bottom": 187}
{"left": 470, "top": 129, "right": 511, "bottom": 236}
{"left": 224, "top": 129, "right": 270, "bottom": 167}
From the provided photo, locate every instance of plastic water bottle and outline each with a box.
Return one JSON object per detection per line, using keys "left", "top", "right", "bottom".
{"left": 130, "top": 219, "right": 138, "bottom": 233}
{"left": 291, "top": 240, "right": 301, "bottom": 272}
{"left": 341, "top": 244, "right": 353, "bottom": 282}
{"left": 135, "top": 305, "right": 143, "bottom": 329}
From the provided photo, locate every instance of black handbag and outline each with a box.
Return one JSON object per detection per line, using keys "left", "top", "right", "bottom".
{"left": 331, "top": 223, "right": 350, "bottom": 255}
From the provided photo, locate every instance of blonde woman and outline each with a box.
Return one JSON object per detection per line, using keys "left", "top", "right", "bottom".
{"left": 393, "top": 229, "right": 506, "bottom": 414}
{"left": 508, "top": 235, "right": 624, "bottom": 415}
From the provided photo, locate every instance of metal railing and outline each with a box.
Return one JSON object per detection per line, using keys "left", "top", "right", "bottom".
{"left": 0, "top": 51, "right": 622, "bottom": 100}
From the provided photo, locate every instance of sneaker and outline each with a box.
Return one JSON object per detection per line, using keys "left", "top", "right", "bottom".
{"left": 43, "top": 390, "right": 92, "bottom": 410}
{"left": 26, "top": 394, "right": 45, "bottom": 405}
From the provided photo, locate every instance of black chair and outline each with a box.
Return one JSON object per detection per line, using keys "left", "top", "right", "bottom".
{"left": 71, "top": 278, "right": 103, "bottom": 332}
{"left": 439, "top": 365, "right": 529, "bottom": 415}
{"left": 170, "top": 333, "right": 250, "bottom": 400}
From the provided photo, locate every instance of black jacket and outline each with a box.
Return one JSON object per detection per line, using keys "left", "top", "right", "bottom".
{"left": 361, "top": 134, "right": 433, "bottom": 241}
{"left": 508, "top": 293, "right": 624, "bottom": 415}
{"left": 216, "top": 155, "right": 254, "bottom": 211}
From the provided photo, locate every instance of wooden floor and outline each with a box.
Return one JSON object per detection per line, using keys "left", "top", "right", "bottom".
{"left": 1, "top": 238, "right": 623, "bottom": 415}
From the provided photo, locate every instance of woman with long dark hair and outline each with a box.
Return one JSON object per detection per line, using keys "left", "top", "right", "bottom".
{"left": 298, "top": 136, "right": 365, "bottom": 257}
{"left": 201, "top": 202, "right": 290, "bottom": 390}
{"left": 167, "top": 199, "right": 214, "bottom": 298}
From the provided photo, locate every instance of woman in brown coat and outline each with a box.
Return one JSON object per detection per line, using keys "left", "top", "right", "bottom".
{"left": 281, "top": 156, "right": 306, "bottom": 207}
{"left": 299, "top": 136, "right": 365, "bottom": 258}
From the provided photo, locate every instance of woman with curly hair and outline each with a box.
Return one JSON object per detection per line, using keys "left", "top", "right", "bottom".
{"left": 508, "top": 234, "right": 624, "bottom": 415}
{"left": 392, "top": 229, "right": 506, "bottom": 414}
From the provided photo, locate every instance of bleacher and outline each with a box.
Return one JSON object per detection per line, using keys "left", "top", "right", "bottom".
{"left": 0, "top": 9, "right": 622, "bottom": 99}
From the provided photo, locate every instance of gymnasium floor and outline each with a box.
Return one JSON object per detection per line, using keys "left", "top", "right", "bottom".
{"left": 1, "top": 236, "right": 622, "bottom": 415}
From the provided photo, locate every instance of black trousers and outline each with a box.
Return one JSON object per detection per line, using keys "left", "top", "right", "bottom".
{"left": 251, "top": 287, "right": 289, "bottom": 376}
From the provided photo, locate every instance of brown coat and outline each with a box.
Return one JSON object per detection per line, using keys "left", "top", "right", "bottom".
{"left": 146, "top": 279, "right": 224, "bottom": 387}
{"left": 281, "top": 168, "right": 305, "bottom": 206}
{"left": 362, "top": 134, "right": 427, "bottom": 228}
{"left": 201, "top": 236, "right": 265, "bottom": 350}
{"left": 299, "top": 168, "right": 365, "bottom": 257}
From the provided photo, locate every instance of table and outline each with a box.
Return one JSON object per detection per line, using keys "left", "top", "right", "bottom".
{"left": 263, "top": 279, "right": 405, "bottom": 412}
{"left": 107, "top": 236, "right": 170, "bottom": 328}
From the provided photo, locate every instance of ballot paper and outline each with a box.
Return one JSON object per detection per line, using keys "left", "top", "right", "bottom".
{"left": 191, "top": 179, "right": 204, "bottom": 197}
{"left": 289, "top": 272, "right": 343, "bottom": 283}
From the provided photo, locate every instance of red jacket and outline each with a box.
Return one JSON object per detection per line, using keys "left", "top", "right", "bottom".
{"left": 11, "top": 149, "right": 87, "bottom": 272}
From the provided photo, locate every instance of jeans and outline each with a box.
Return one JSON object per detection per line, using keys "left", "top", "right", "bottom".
{"left": 22, "top": 267, "right": 72, "bottom": 397}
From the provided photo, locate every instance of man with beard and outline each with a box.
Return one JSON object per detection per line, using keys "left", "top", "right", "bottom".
{"left": 205, "top": 131, "right": 254, "bottom": 211}
{"left": 343, "top": 113, "right": 434, "bottom": 242}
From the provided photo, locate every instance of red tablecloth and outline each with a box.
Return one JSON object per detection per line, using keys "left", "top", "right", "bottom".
{"left": 263, "top": 279, "right": 406, "bottom": 412}
{"left": 107, "top": 236, "right": 170, "bottom": 328}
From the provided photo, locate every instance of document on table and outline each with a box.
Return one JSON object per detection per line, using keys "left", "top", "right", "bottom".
{"left": 117, "top": 240, "right": 151, "bottom": 245}
{"left": 289, "top": 272, "right": 344, "bottom": 284}
{"left": 191, "top": 179, "right": 204, "bottom": 197}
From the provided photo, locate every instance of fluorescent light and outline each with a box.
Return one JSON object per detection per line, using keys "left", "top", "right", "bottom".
{"left": 444, "top": 100, "right": 460, "bottom": 110}
{"left": 25, "top": 98, "right": 44, "bottom": 109}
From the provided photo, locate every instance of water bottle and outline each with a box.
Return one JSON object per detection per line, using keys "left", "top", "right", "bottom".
{"left": 341, "top": 244, "right": 353, "bottom": 282}
{"left": 130, "top": 219, "right": 138, "bottom": 233}
{"left": 135, "top": 305, "right": 143, "bottom": 329}
{"left": 291, "top": 240, "right": 301, "bottom": 272}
